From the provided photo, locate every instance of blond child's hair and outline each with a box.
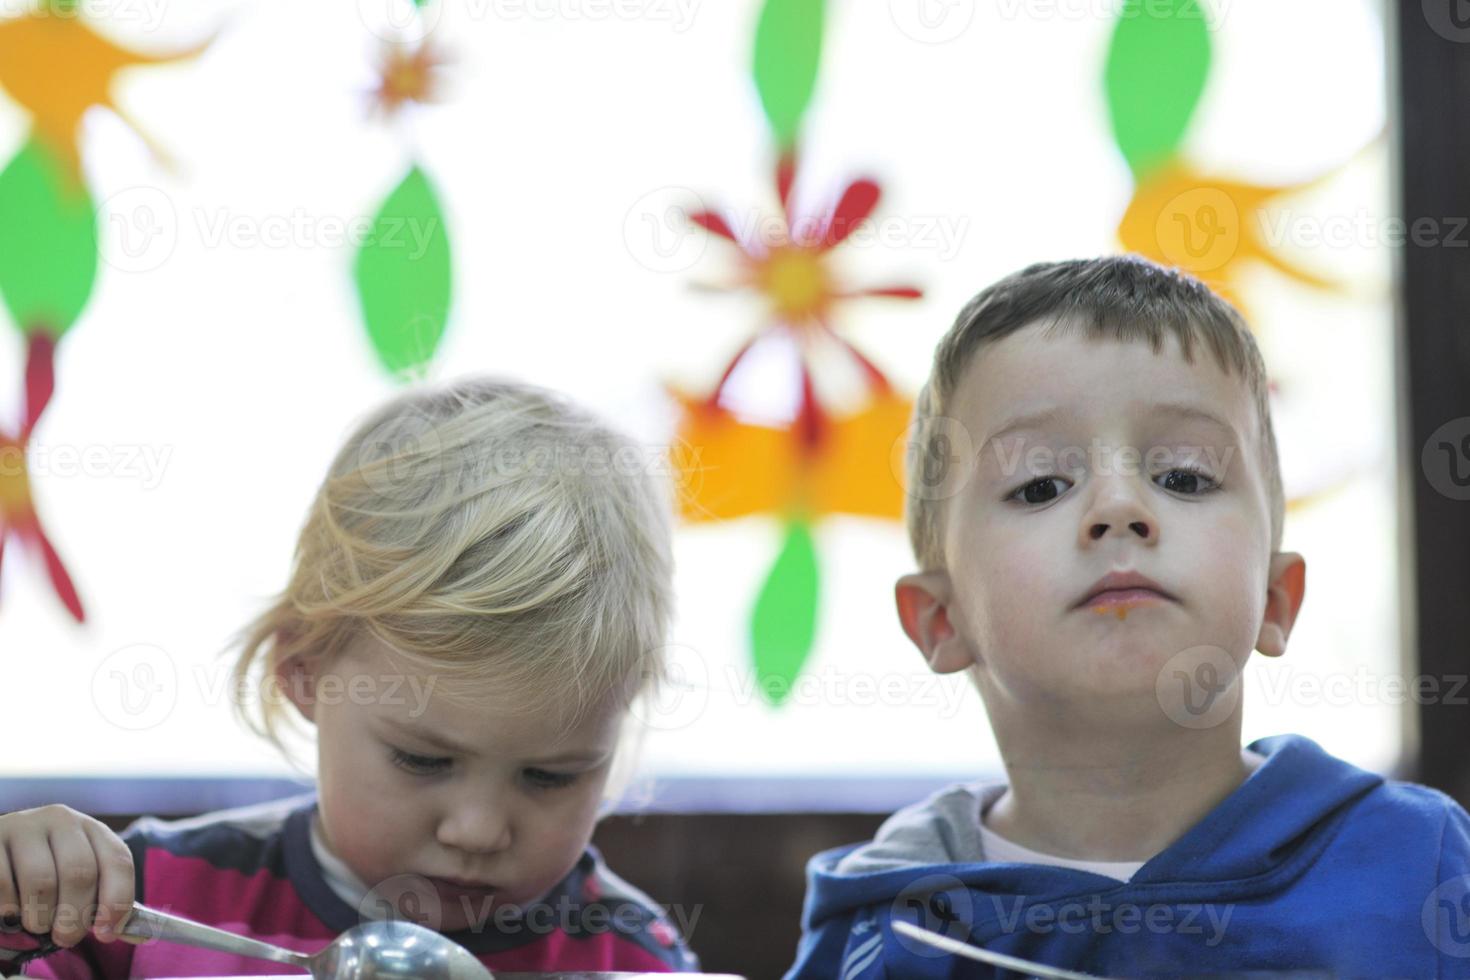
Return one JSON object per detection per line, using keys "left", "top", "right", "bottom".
{"left": 906, "top": 255, "right": 1285, "bottom": 571}
{"left": 224, "top": 376, "right": 674, "bottom": 769}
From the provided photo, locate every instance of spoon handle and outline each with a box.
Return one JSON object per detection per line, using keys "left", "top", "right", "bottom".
{"left": 118, "top": 902, "right": 309, "bottom": 970}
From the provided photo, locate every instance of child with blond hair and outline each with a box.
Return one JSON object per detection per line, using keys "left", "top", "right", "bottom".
{"left": 1, "top": 377, "right": 699, "bottom": 976}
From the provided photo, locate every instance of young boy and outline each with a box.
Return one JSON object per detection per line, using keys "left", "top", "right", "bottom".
{"left": 785, "top": 256, "right": 1470, "bottom": 978}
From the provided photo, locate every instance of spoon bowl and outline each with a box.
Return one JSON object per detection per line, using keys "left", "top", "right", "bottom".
{"left": 112, "top": 901, "right": 495, "bottom": 979}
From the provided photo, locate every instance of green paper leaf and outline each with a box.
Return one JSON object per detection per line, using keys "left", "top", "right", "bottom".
{"left": 1104, "top": 0, "right": 1212, "bottom": 180}
{"left": 0, "top": 138, "right": 98, "bottom": 338}
{"left": 750, "top": 518, "right": 820, "bottom": 707}
{"left": 752, "top": 0, "right": 824, "bottom": 150}
{"left": 353, "top": 164, "right": 452, "bottom": 379}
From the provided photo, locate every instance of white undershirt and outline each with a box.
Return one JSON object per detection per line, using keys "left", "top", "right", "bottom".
{"left": 977, "top": 822, "right": 1146, "bottom": 882}
{"left": 976, "top": 748, "right": 1268, "bottom": 883}
{"left": 309, "top": 812, "right": 377, "bottom": 913}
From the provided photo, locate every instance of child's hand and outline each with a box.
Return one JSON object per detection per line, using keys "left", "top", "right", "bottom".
{"left": 0, "top": 805, "right": 135, "bottom": 948}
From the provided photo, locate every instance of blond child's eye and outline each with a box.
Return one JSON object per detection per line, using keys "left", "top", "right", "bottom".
{"left": 522, "top": 768, "right": 579, "bottom": 790}
{"left": 390, "top": 748, "right": 451, "bottom": 776}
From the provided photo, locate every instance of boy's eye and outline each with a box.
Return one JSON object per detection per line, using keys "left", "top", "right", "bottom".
{"left": 390, "top": 748, "right": 452, "bottom": 776}
{"left": 522, "top": 768, "right": 579, "bottom": 790}
{"left": 1007, "top": 467, "right": 1219, "bottom": 506}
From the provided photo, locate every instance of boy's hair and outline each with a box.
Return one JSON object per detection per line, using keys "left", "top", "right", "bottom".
{"left": 225, "top": 376, "right": 674, "bottom": 764}
{"left": 905, "top": 255, "right": 1284, "bottom": 571}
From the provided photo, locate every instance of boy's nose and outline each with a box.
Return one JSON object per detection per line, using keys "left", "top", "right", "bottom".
{"left": 1088, "top": 518, "right": 1152, "bottom": 540}
{"left": 1081, "top": 484, "right": 1156, "bottom": 542}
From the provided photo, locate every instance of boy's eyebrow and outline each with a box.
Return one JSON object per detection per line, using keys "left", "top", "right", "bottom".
{"left": 377, "top": 717, "right": 609, "bottom": 765}
{"left": 981, "top": 401, "right": 1240, "bottom": 447}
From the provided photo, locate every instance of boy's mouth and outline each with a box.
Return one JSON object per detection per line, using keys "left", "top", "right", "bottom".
{"left": 1074, "top": 570, "right": 1177, "bottom": 609}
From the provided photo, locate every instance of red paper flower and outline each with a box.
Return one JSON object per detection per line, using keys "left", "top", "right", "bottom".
{"left": 0, "top": 333, "right": 85, "bottom": 622}
{"left": 688, "top": 152, "right": 922, "bottom": 453}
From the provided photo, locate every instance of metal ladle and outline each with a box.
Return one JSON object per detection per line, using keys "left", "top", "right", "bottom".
{"left": 15, "top": 901, "right": 496, "bottom": 979}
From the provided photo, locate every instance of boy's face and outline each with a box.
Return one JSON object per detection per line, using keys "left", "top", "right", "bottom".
{"left": 901, "top": 319, "right": 1303, "bottom": 722}
{"left": 282, "top": 636, "right": 621, "bottom": 934}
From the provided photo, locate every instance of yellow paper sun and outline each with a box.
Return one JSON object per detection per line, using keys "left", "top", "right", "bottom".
{"left": 0, "top": 5, "right": 213, "bottom": 188}
{"left": 668, "top": 383, "right": 914, "bottom": 525}
{"left": 1117, "top": 158, "right": 1343, "bottom": 319}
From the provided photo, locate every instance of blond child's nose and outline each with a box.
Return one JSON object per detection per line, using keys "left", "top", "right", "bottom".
{"left": 436, "top": 801, "right": 513, "bottom": 856}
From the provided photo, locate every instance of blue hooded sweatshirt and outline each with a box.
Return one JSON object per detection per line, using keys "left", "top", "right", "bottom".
{"left": 785, "top": 735, "right": 1470, "bottom": 978}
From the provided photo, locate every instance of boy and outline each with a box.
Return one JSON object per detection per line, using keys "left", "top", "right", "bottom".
{"left": 785, "top": 256, "right": 1470, "bottom": 978}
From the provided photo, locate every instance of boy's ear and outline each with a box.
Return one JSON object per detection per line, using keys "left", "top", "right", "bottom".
{"left": 1255, "top": 551, "right": 1306, "bottom": 658}
{"left": 895, "top": 570, "right": 975, "bottom": 674}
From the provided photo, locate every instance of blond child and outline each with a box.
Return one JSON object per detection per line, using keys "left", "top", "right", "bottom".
{"left": 1, "top": 377, "right": 699, "bottom": 976}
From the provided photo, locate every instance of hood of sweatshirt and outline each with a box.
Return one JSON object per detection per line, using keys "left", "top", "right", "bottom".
{"left": 803, "top": 734, "right": 1385, "bottom": 926}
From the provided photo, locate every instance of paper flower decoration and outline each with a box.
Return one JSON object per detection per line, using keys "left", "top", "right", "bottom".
{"left": 687, "top": 154, "right": 922, "bottom": 448}
{"left": 1104, "top": 0, "right": 1349, "bottom": 320}
{"left": 0, "top": 137, "right": 97, "bottom": 622}
{"left": 353, "top": 2, "right": 454, "bottom": 381}
{"left": 0, "top": 2, "right": 212, "bottom": 190}
{"left": 368, "top": 37, "right": 452, "bottom": 120}
{"left": 0, "top": 333, "right": 84, "bottom": 622}
{"left": 667, "top": 0, "right": 924, "bottom": 705}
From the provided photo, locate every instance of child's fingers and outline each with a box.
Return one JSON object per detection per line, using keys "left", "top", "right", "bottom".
{"left": 6, "top": 827, "right": 59, "bottom": 937}
{"left": 0, "top": 844, "right": 19, "bottom": 922}
{"left": 81, "top": 820, "right": 134, "bottom": 942}
{"left": 44, "top": 825, "right": 98, "bottom": 948}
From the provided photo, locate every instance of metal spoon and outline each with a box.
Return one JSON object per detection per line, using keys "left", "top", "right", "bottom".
{"left": 892, "top": 919, "right": 1117, "bottom": 980}
{"left": 15, "top": 901, "right": 495, "bottom": 979}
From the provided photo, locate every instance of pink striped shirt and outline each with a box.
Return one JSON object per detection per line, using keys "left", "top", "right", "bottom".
{"left": 2, "top": 794, "right": 697, "bottom": 977}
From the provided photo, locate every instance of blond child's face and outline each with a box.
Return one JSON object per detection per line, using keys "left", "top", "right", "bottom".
{"left": 906, "top": 320, "right": 1299, "bottom": 719}
{"left": 284, "top": 636, "right": 621, "bottom": 934}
